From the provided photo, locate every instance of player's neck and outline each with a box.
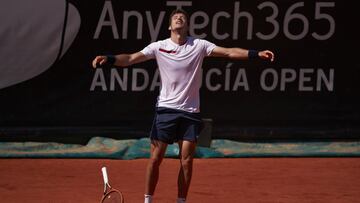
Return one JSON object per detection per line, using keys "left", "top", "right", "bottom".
{"left": 170, "top": 31, "right": 188, "bottom": 45}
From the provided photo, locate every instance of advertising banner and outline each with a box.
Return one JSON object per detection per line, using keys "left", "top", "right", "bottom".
{"left": 1, "top": 0, "right": 359, "bottom": 138}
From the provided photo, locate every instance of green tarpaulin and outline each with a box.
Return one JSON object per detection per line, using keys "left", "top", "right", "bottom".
{"left": 1, "top": 137, "right": 359, "bottom": 159}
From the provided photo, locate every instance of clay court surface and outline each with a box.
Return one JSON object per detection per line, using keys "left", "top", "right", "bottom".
{"left": 1, "top": 158, "right": 359, "bottom": 203}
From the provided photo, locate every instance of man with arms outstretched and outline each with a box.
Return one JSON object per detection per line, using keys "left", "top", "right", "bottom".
{"left": 92, "top": 9, "right": 274, "bottom": 203}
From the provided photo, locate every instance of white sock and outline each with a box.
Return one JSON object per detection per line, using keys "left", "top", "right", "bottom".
{"left": 144, "top": 194, "right": 152, "bottom": 203}
{"left": 177, "top": 197, "right": 186, "bottom": 203}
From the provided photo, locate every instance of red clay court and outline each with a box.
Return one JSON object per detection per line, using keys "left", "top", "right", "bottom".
{"left": 1, "top": 157, "right": 359, "bottom": 203}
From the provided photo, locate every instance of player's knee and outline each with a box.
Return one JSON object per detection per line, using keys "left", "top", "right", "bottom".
{"left": 149, "top": 156, "right": 163, "bottom": 167}
{"left": 180, "top": 157, "right": 193, "bottom": 169}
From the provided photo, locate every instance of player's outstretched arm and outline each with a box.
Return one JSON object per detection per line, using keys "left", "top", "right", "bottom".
{"left": 92, "top": 52, "right": 149, "bottom": 68}
{"left": 209, "top": 46, "right": 274, "bottom": 62}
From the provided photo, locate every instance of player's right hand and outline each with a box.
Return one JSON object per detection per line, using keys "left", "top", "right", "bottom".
{"left": 92, "top": 55, "right": 107, "bottom": 68}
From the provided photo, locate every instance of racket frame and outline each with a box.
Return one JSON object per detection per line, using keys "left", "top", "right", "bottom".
{"left": 100, "top": 166, "right": 124, "bottom": 203}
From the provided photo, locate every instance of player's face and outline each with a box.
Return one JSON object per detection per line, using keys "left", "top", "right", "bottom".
{"left": 170, "top": 13, "right": 188, "bottom": 31}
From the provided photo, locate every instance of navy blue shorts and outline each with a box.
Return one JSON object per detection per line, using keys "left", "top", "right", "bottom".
{"left": 150, "top": 107, "right": 203, "bottom": 144}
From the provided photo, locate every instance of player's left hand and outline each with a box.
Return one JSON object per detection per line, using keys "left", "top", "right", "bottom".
{"left": 259, "top": 50, "right": 274, "bottom": 62}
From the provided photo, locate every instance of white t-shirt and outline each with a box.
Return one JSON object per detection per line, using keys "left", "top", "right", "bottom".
{"left": 141, "top": 36, "right": 216, "bottom": 113}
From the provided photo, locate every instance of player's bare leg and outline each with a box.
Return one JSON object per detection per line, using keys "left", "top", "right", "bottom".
{"left": 145, "top": 140, "right": 168, "bottom": 196}
{"left": 177, "top": 140, "right": 196, "bottom": 201}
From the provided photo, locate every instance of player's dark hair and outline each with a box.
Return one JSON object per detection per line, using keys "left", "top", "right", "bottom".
{"left": 169, "top": 9, "right": 189, "bottom": 26}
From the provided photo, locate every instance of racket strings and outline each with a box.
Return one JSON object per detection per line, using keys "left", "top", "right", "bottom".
{"left": 102, "top": 190, "right": 124, "bottom": 203}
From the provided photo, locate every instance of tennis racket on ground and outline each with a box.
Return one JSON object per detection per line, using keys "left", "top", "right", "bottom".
{"left": 100, "top": 166, "right": 125, "bottom": 203}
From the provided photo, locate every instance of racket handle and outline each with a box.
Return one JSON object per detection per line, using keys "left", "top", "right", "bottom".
{"left": 101, "top": 166, "right": 109, "bottom": 185}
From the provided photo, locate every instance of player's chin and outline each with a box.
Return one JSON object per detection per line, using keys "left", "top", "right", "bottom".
{"left": 173, "top": 24, "right": 186, "bottom": 30}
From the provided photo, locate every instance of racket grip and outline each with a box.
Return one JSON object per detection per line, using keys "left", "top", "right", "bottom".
{"left": 101, "top": 166, "right": 109, "bottom": 184}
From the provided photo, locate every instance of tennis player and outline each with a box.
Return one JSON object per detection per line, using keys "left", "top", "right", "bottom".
{"left": 92, "top": 9, "right": 274, "bottom": 203}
